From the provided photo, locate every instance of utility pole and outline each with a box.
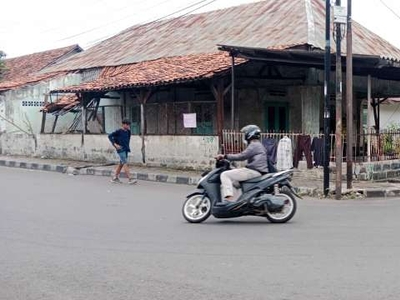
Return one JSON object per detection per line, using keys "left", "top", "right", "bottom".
{"left": 346, "top": 0, "right": 353, "bottom": 189}
{"left": 231, "top": 53, "right": 235, "bottom": 129}
{"left": 334, "top": 0, "right": 344, "bottom": 200}
{"left": 323, "top": 0, "right": 332, "bottom": 197}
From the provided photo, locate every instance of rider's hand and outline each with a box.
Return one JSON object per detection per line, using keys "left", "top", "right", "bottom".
{"left": 114, "top": 143, "right": 121, "bottom": 150}
{"left": 215, "top": 154, "right": 225, "bottom": 160}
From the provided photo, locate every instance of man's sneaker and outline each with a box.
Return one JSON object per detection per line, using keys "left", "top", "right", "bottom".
{"left": 128, "top": 178, "right": 137, "bottom": 185}
{"left": 110, "top": 177, "right": 122, "bottom": 183}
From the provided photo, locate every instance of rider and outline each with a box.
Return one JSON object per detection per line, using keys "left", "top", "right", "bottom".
{"left": 216, "top": 125, "right": 269, "bottom": 202}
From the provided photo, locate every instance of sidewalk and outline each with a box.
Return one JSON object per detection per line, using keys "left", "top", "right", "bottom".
{"left": 1, "top": 154, "right": 400, "bottom": 199}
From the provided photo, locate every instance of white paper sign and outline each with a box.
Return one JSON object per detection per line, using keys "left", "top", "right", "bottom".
{"left": 183, "top": 113, "right": 197, "bottom": 128}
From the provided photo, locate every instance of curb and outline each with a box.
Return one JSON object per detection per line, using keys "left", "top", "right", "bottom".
{"left": 362, "top": 188, "right": 400, "bottom": 198}
{"left": 1, "top": 159, "right": 400, "bottom": 198}
{"left": 81, "top": 167, "right": 201, "bottom": 185}
{"left": 0, "top": 159, "right": 68, "bottom": 174}
{"left": 0, "top": 159, "right": 201, "bottom": 186}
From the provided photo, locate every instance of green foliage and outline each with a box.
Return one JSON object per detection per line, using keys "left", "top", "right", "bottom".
{"left": 383, "top": 123, "right": 400, "bottom": 156}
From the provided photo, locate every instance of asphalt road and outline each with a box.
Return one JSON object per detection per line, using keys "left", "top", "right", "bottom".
{"left": 1, "top": 167, "right": 400, "bottom": 300}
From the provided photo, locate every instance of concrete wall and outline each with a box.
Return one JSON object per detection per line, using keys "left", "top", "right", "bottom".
{"left": 287, "top": 87, "right": 303, "bottom": 132}
{"left": 0, "top": 94, "right": 5, "bottom": 132}
{"left": 301, "top": 86, "right": 322, "bottom": 134}
{"left": 238, "top": 89, "right": 262, "bottom": 128}
{"left": 0, "top": 133, "right": 219, "bottom": 170}
{"left": 356, "top": 160, "right": 400, "bottom": 181}
{"left": 236, "top": 87, "right": 307, "bottom": 132}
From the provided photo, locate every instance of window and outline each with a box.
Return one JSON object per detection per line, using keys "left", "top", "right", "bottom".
{"left": 131, "top": 106, "right": 140, "bottom": 134}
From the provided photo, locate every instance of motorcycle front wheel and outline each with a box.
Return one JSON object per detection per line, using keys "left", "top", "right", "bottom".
{"left": 182, "top": 194, "right": 211, "bottom": 223}
{"left": 265, "top": 190, "right": 297, "bottom": 223}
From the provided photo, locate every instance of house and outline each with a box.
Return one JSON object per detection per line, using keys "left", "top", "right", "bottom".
{"left": 0, "top": 45, "right": 83, "bottom": 135}
{"left": 3, "top": 0, "right": 400, "bottom": 170}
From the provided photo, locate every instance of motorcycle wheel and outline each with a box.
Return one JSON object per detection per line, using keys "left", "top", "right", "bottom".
{"left": 182, "top": 194, "right": 211, "bottom": 223}
{"left": 265, "top": 190, "right": 297, "bottom": 223}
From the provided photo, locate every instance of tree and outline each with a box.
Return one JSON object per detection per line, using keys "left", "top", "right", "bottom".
{"left": 0, "top": 50, "right": 6, "bottom": 80}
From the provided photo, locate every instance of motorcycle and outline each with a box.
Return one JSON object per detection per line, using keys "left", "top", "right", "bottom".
{"left": 182, "top": 159, "right": 300, "bottom": 223}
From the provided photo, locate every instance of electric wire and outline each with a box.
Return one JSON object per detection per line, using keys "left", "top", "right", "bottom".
{"left": 379, "top": 0, "right": 400, "bottom": 20}
{"left": 57, "top": 0, "right": 177, "bottom": 41}
{"left": 84, "top": 0, "right": 219, "bottom": 48}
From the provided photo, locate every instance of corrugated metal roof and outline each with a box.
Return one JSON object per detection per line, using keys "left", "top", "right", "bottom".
{"left": 0, "top": 45, "right": 82, "bottom": 91}
{"left": 0, "top": 72, "right": 70, "bottom": 92}
{"left": 43, "top": 0, "right": 310, "bottom": 72}
{"left": 52, "top": 52, "right": 247, "bottom": 93}
{"left": 43, "top": 0, "right": 400, "bottom": 73}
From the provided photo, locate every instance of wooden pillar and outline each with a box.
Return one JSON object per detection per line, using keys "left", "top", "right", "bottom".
{"left": 230, "top": 54, "right": 236, "bottom": 129}
{"left": 51, "top": 115, "right": 59, "bottom": 133}
{"left": 334, "top": 7, "right": 343, "bottom": 200}
{"left": 123, "top": 91, "right": 127, "bottom": 118}
{"left": 136, "top": 89, "right": 152, "bottom": 163}
{"left": 80, "top": 94, "right": 86, "bottom": 146}
{"left": 40, "top": 94, "right": 49, "bottom": 133}
{"left": 346, "top": 0, "right": 353, "bottom": 189}
{"left": 211, "top": 79, "right": 231, "bottom": 152}
{"left": 367, "top": 75, "right": 372, "bottom": 162}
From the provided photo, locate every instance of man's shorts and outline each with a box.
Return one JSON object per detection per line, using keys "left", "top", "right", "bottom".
{"left": 117, "top": 151, "right": 128, "bottom": 164}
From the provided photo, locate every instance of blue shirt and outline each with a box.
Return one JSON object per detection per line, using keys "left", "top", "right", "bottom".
{"left": 108, "top": 129, "right": 131, "bottom": 153}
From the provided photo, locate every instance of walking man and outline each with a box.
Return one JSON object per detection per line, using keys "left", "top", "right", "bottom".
{"left": 108, "top": 119, "right": 137, "bottom": 184}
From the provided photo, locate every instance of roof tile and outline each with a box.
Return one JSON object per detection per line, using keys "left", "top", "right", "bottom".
{"left": 53, "top": 52, "right": 246, "bottom": 93}
{"left": 0, "top": 45, "right": 81, "bottom": 91}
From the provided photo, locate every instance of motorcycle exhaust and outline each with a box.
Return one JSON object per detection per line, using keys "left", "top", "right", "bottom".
{"left": 252, "top": 194, "right": 285, "bottom": 212}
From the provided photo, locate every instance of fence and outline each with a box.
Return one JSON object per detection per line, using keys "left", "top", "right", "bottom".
{"left": 356, "top": 129, "right": 400, "bottom": 161}
{"left": 222, "top": 129, "right": 400, "bottom": 163}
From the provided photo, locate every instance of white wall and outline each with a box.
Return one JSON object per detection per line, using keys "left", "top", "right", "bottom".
{"left": 380, "top": 103, "right": 400, "bottom": 129}
{"left": 1, "top": 73, "right": 83, "bottom": 134}
{"left": 0, "top": 133, "right": 219, "bottom": 170}
{"left": 0, "top": 94, "right": 5, "bottom": 132}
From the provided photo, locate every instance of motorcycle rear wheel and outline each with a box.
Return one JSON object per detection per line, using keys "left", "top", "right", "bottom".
{"left": 182, "top": 194, "right": 211, "bottom": 223}
{"left": 265, "top": 190, "right": 297, "bottom": 223}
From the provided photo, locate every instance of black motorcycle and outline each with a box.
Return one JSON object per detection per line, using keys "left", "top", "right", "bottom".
{"left": 182, "top": 160, "right": 299, "bottom": 223}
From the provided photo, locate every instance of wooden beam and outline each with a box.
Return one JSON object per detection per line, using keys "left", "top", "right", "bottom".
{"left": 51, "top": 115, "right": 59, "bottom": 133}
{"left": 79, "top": 94, "right": 85, "bottom": 146}
{"left": 372, "top": 98, "right": 379, "bottom": 133}
{"left": 40, "top": 94, "right": 49, "bottom": 133}
{"left": 91, "top": 98, "right": 101, "bottom": 121}
{"left": 135, "top": 89, "right": 153, "bottom": 164}
{"left": 211, "top": 79, "right": 229, "bottom": 151}
{"left": 223, "top": 83, "right": 232, "bottom": 96}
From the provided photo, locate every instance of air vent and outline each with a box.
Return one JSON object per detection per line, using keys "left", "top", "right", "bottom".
{"left": 22, "top": 101, "right": 44, "bottom": 107}
{"left": 269, "top": 90, "right": 287, "bottom": 97}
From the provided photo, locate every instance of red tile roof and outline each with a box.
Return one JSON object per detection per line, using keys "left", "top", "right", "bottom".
{"left": 44, "top": 0, "right": 400, "bottom": 73}
{"left": 41, "top": 94, "right": 80, "bottom": 114}
{"left": 53, "top": 52, "right": 247, "bottom": 93}
{"left": 0, "top": 45, "right": 82, "bottom": 91}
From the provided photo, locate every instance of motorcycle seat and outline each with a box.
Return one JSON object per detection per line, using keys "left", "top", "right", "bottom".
{"left": 242, "top": 173, "right": 274, "bottom": 183}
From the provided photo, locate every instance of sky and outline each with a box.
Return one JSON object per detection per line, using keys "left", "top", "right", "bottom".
{"left": 1, "top": 0, "right": 400, "bottom": 58}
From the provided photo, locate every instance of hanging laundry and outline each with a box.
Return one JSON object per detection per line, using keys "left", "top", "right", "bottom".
{"left": 311, "top": 137, "right": 324, "bottom": 167}
{"left": 293, "top": 135, "right": 313, "bottom": 169}
{"left": 262, "top": 138, "right": 278, "bottom": 165}
{"left": 276, "top": 136, "right": 293, "bottom": 171}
